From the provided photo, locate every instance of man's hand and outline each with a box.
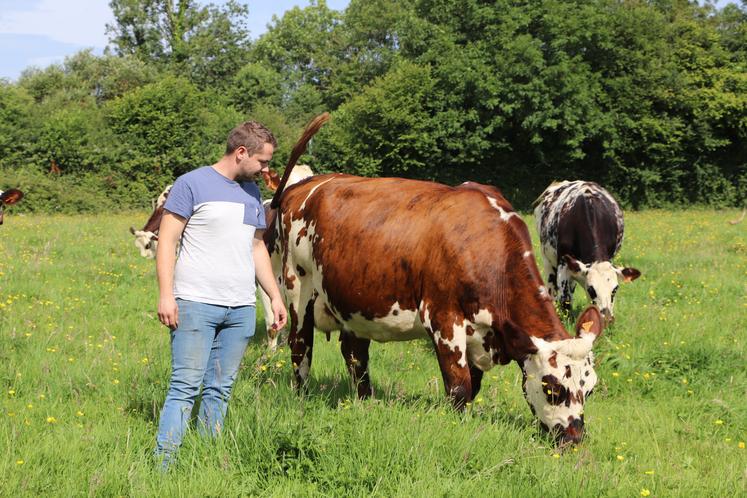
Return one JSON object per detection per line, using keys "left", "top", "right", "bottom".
{"left": 158, "top": 296, "right": 179, "bottom": 329}
{"left": 270, "top": 296, "right": 287, "bottom": 331}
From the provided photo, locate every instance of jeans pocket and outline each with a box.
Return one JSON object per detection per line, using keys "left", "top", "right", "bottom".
{"left": 174, "top": 299, "right": 202, "bottom": 333}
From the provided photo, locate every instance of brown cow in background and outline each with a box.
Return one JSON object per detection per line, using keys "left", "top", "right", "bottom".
{"left": 0, "top": 188, "right": 24, "bottom": 225}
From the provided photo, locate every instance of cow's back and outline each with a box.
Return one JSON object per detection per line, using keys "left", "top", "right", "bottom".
{"left": 276, "top": 174, "right": 545, "bottom": 337}
{"left": 536, "top": 181, "right": 623, "bottom": 264}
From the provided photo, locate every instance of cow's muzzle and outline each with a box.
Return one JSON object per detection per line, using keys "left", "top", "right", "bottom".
{"left": 601, "top": 308, "right": 614, "bottom": 326}
{"left": 546, "top": 417, "right": 585, "bottom": 446}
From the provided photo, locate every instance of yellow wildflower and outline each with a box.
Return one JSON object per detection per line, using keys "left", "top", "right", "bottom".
{"left": 640, "top": 489, "right": 651, "bottom": 497}
{"left": 46, "top": 416, "right": 57, "bottom": 424}
{"left": 739, "top": 442, "right": 745, "bottom": 449}
{"left": 16, "top": 460, "right": 24, "bottom": 465}
{"left": 616, "top": 455, "right": 624, "bottom": 461}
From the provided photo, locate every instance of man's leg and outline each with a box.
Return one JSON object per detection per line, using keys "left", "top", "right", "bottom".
{"left": 198, "top": 305, "right": 256, "bottom": 436}
{"left": 155, "top": 300, "right": 220, "bottom": 465}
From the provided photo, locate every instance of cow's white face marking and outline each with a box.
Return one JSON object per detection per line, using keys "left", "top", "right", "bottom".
{"left": 522, "top": 336, "right": 597, "bottom": 432}
{"left": 133, "top": 230, "right": 158, "bottom": 258}
{"left": 566, "top": 261, "right": 620, "bottom": 318}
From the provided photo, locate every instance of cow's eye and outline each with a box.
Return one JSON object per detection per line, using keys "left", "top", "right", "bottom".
{"left": 587, "top": 286, "right": 597, "bottom": 300}
{"left": 145, "top": 242, "right": 152, "bottom": 250}
{"left": 542, "top": 375, "right": 568, "bottom": 405}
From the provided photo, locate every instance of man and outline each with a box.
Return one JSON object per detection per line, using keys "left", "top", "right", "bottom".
{"left": 154, "top": 121, "right": 288, "bottom": 468}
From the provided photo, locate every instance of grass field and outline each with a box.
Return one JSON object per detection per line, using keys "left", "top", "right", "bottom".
{"left": 1, "top": 209, "right": 745, "bottom": 497}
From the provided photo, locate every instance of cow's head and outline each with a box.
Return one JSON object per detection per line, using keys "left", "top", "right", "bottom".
{"left": 521, "top": 306, "right": 603, "bottom": 445}
{"left": 129, "top": 227, "right": 158, "bottom": 258}
{"left": 562, "top": 255, "right": 641, "bottom": 323}
{"left": 0, "top": 188, "right": 24, "bottom": 225}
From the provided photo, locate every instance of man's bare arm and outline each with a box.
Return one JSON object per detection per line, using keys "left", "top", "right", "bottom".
{"left": 156, "top": 212, "right": 187, "bottom": 329}
{"left": 253, "top": 229, "right": 287, "bottom": 330}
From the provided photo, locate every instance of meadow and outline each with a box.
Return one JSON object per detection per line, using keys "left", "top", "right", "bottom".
{"left": 0, "top": 209, "right": 745, "bottom": 497}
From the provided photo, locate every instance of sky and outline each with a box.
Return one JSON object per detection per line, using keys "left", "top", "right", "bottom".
{"left": 0, "top": 0, "right": 738, "bottom": 81}
{"left": 0, "top": 0, "right": 351, "bottom": 81}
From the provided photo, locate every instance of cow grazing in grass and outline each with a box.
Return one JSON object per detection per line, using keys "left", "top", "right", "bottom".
{"left": 0, "top": 188, "right": 24, "bottom": 225}
{"left": 259, "top": 165, "right": 315, "bottom": 350}
{"left": 534, "top": 181, "right": 640, "bottom": 323}
{"left": 130, "top": 185, "right": 172, "bottom": 258}
{"left": 267, "top": 174, "right": 605, "bottom": 444}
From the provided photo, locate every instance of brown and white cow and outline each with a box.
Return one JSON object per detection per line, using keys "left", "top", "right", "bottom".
{"left": 130, "top": 185, "right": 172, "bottom": 258}
{"left": 259, "top": 165, "right": 315, "bottom": 350}
{"left": 534, "top": 181, "right": 640, "bottom": 323}
{"left": 267, "top": 174, "right": 605, "bottom": 444}
{"left": 0, "top": 188, "right": 24, "bottom": 225}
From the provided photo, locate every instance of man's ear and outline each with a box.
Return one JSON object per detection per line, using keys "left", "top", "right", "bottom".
{"left": 0, "top": 189, "right": 24, "bottom": 205}
{"left": 562, "top": 254, "right": 585, "bottom": 274}
{"left": 617, "top": 266, "right": 641, "bottom": 283}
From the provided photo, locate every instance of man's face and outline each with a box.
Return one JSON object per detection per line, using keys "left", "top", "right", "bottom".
{"left": 238, "top": 142, "right": 274, "bottom": 181}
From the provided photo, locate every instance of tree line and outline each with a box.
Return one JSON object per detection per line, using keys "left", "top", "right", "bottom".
{"left": 0, "top": 0, "right": 745, "bottom": 213}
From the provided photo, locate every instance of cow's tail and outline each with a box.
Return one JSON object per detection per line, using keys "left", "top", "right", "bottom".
{"left": 269, "top": 112, "right": 330, "bottom": 209}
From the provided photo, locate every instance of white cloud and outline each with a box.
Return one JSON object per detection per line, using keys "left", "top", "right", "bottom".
{"left": 0, "top": 0, "right": 113, "bottom": 48}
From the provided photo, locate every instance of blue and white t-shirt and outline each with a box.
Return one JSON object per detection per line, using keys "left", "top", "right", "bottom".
{"left": 164, "top": 166, "right": 266, "bottom": 306}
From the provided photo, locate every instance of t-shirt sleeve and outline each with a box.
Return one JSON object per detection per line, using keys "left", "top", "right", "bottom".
{"left": 243, "top": 182, "right": 266, "bottom": 229}
{"left": 163, "top": 176, "right": 194, "bottom": 219}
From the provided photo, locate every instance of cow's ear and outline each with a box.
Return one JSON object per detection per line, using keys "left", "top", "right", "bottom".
{"left": 617, "top": 266, "right": 641, "bottom": 283}
{"left": 262, "top": 170, "right": 281, "bottom": 191}
{"left": 562, "top": 254, "right": 585, "bottom": 274}
{"left": 574, "top": 305, "right": 603, "bottom": 341}
{"left": 1, "top": 189, "right": 23, "bottom": 205}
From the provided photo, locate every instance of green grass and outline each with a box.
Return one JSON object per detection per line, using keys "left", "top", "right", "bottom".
{"left": 1, "top": 209, "right": 745, "bottom": 497}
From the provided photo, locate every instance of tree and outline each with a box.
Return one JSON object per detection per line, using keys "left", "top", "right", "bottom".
{"left": 106, "top": 0, "right": 251, "bottom": 86}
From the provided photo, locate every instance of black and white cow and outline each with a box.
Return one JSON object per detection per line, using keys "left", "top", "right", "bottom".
{"left": 0, "top": 188, "right": 24, "bottom": 225}
{"left": 534, "top": 181, "right": 640, "bottom": 323}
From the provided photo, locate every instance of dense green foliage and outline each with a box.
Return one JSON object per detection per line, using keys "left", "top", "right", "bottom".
{"left": 1, "top": 0, "right": 745, "bottom": 210}
{"left": 1, "top": 210, "right": 745, "bottom": 496}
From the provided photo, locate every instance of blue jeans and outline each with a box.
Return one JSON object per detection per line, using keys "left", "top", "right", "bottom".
{"left": 155, "top": 299, "right": 256, "bottom": 462}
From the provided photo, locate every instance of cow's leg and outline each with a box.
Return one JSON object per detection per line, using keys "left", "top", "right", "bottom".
{"left": 469, "top": 365, "right": 484, "bottom": 400}
{"left": 545, "top": 260, "right": 559, "bottom": 299}
{"left": 288, "top": 295, "right": 315, "bottom": 392}
{"left": 556, "top": 263, "right": 576, "bottom": 314}
{"left": 340, "top": 331, "right": 372, "bottom": 398}
{"left": 541, "top": 245, "right": 559, "bottom": 298}
{"left": 423, "top": 311, "right": 472, "bottom": 409}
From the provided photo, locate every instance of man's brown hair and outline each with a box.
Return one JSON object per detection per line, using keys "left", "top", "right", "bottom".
{"left": 226, "top": 121, "right": 277, "bottom": 155}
